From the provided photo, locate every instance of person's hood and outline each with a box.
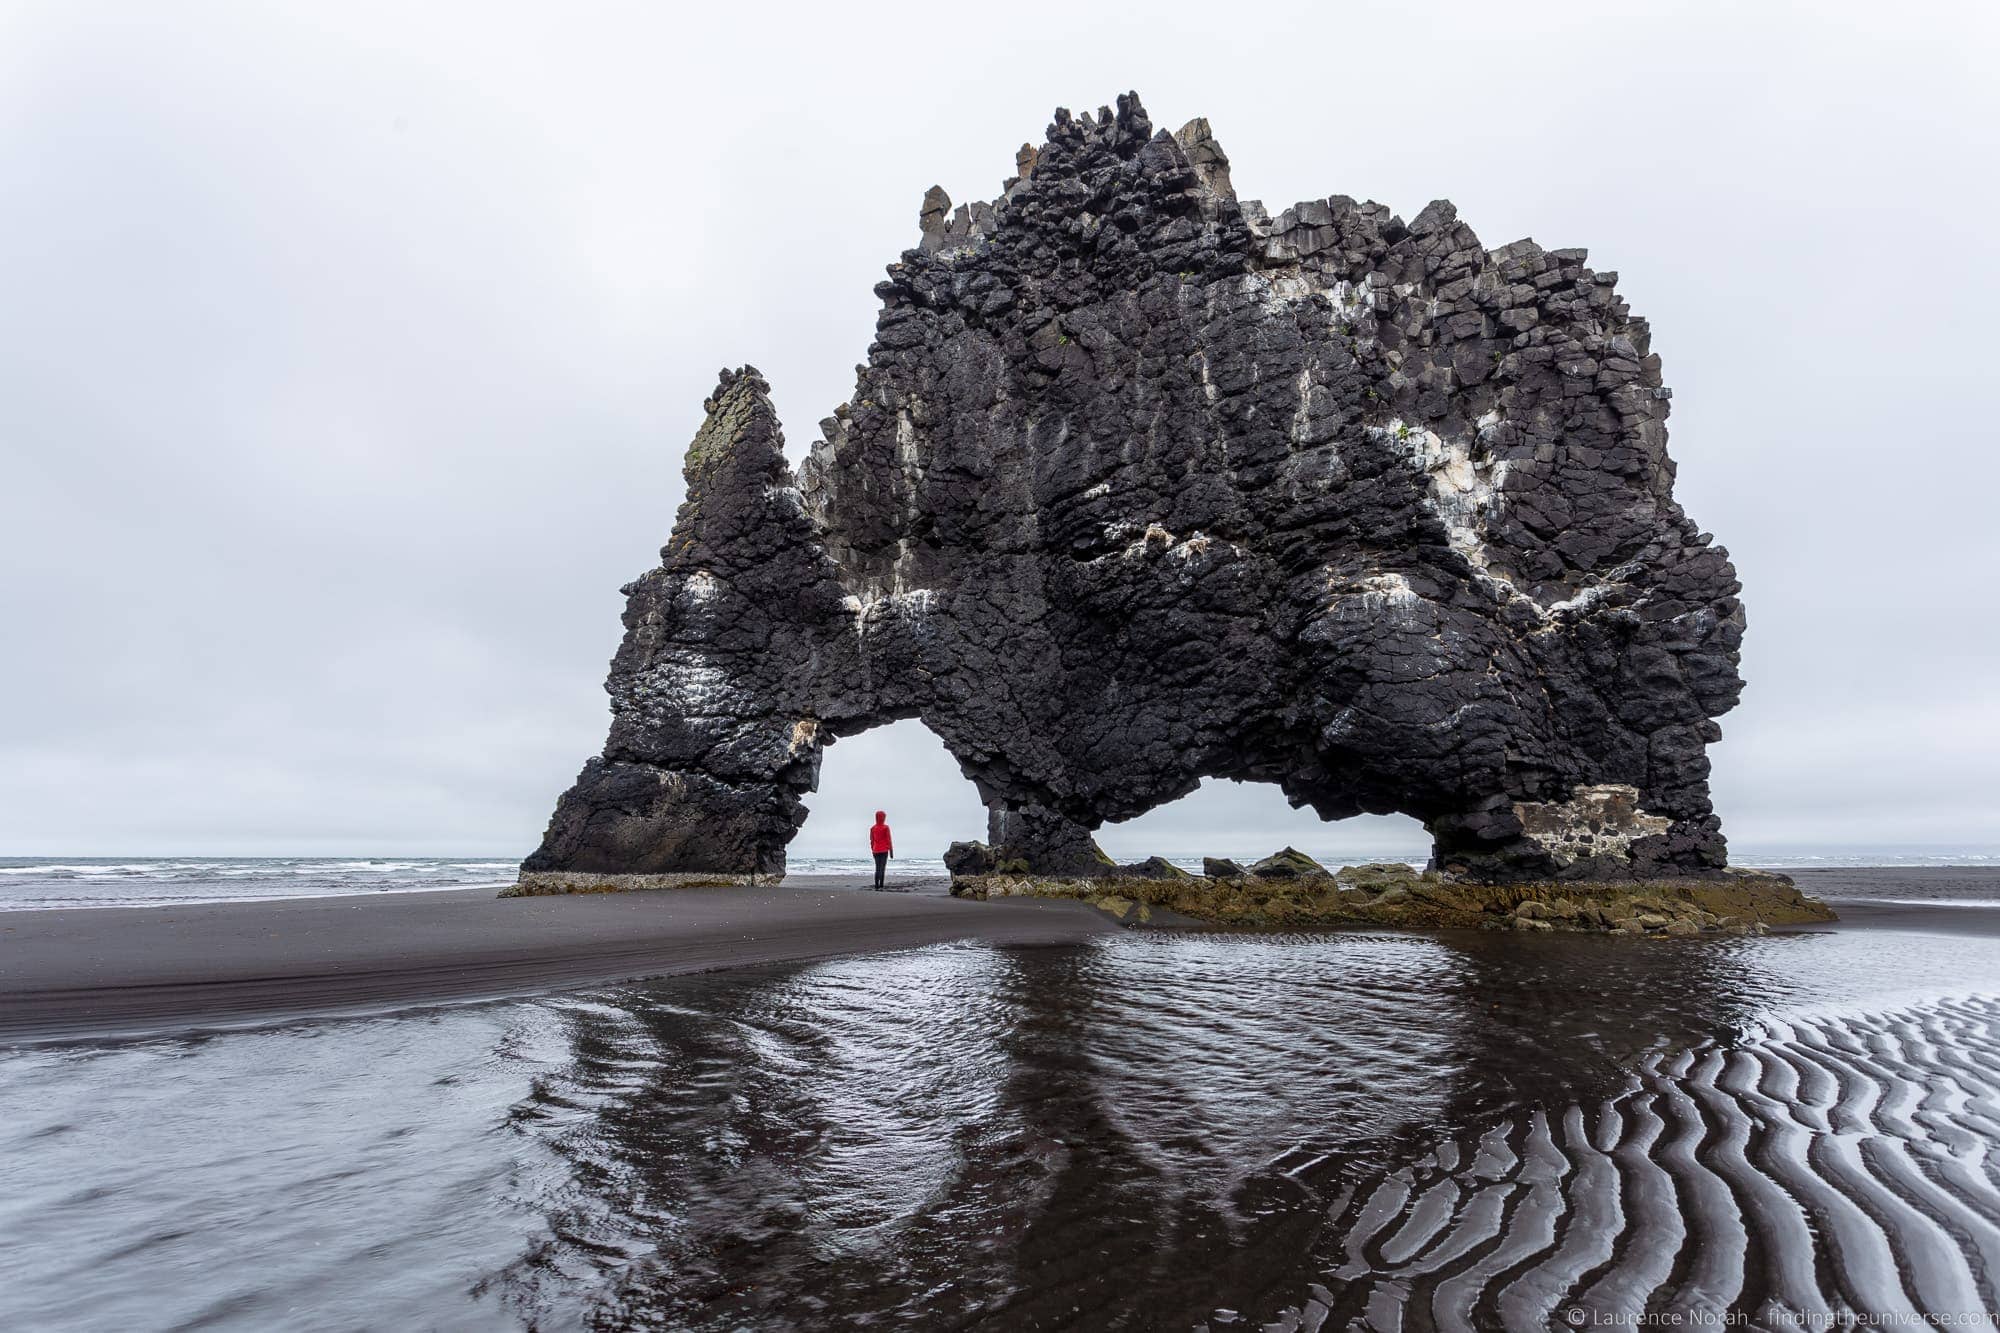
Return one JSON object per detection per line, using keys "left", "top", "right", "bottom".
{"left": 874, "top": 811, "right": 886, "bottom": 823}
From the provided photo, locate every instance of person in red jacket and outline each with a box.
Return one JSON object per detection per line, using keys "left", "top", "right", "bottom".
{"left": 869, "top": 811, "right": 894, "bottom": 889}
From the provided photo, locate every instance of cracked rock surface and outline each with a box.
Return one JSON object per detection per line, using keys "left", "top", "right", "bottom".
{"left": 522, "top": 93, "right": 1747, "bottom": 888}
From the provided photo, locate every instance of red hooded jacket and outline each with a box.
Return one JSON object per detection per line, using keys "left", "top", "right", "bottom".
{"left": 869, "top": 812, "right": 893, "bottom": 855}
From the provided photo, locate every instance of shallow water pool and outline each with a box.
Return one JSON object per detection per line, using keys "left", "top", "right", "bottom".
{"left": 5, "top": 923, "right": 2000, "bottom": 1329}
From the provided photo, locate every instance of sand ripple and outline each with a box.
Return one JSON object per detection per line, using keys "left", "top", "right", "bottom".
{"left": 1272, "top": 994, "right": 2000, "bottom": 1330}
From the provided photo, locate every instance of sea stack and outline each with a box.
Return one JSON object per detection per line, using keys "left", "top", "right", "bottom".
{"left": 517, "top": 92, "right": 1747, "bottom": 892}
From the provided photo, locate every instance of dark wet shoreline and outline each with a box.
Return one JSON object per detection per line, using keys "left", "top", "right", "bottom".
{"left": 1781, "top": 866, "right": 2000, "bottom": 937}
{"left": 0, "top": 875, "right": 1113, "bottom": 1044}
{"left": 1, "top": 866, "right": 1993, "bottom": 1045}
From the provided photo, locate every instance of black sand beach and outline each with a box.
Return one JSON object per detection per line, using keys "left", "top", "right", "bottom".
{"left": 0, "top": 875, "right": 1116, "bottom": 1043}
{"left": 1, "top": 867, "right": 1987, "bottom": 1045}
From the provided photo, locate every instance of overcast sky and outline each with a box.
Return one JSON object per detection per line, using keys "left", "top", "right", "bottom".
{"left": 2, "top": 1, "right": 1995, "bottom": 861}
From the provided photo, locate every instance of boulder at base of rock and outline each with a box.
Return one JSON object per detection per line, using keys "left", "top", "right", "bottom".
{"left": 1252, "top": 847, "right": 1327, "bottom": 879}
{"left": 1203, "top": 857, "right": 1248, "bottom": 879}
{"left": 943, "top": 840, "right": 997, "bottom": 878}
{"left": 1119, "top": 855, "right": 1192, "bottom": 879}
{"left": 1336, "top": 862, "right": 1423, "bottom": 894}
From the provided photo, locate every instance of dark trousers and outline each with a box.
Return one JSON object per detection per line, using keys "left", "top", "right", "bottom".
{"left": 872, "top": 851, "right": 888, "bottom": 888}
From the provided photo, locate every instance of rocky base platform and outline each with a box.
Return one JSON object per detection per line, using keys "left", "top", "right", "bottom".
{"left": 501, "top": 870, "right": 772, "bottom": 898}
{"left": 949, "top": 862, "right": 1835, "bottom": 935}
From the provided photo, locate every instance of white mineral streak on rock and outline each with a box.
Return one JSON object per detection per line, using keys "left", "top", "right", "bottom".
{"left": 1377, "top": 417, "right": 1508, "bottom": 574}
{"left": 1543, "top": 583, "right": 1615, "bottom": 618}
{"left": 644, "top": 656, "right": 734, "bottom": 717}
{"left": 683, "top": 570, "right": 721, "bottom": 604}
{"left": 842, "top": 586, "right": 938, "bottom": 635}
{"left": 1371, "top": 416, "right": 1644, "bottom": 623}
{"left": 894, "top": 409, "right": 921, "bottom": 479}
{"left": 1512, "top": 784, "right": 1672, "bottom": 866}
{"left": 1320, "top": 570, "right": 1422, "bottom": 627}
{"left": 1086, "top": 522, "right": 1238, "bottom": 568}
{"left": 1542, "top": 559, "right": 1644, "bottom": 620}
{"left": 1267, "top": 273, "right": 1311, "bottom": 305}
{"left": 1099, "top": 522, "right": 1172, "bottom": 559}
{"left": 892, "top": 408, "right": 927, "bottom": 534}
{"left": 1292, "top": 361, "right": 1315, "bottom": 443}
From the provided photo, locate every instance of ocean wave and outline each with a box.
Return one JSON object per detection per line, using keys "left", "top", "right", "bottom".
{"left": 0, "top": 863, "right": 171, "bottom": 876}
{"left": 0, "top": 859, "right": 528, "bottom": 910}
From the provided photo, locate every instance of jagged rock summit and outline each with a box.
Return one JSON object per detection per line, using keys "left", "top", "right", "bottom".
{"left": 517, "top": 92, "right": 1748, "bottom": 893}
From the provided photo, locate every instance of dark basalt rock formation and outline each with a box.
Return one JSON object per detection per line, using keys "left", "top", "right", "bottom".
{"left": 519, "top": 92, "right": 1749, "bottom": 892}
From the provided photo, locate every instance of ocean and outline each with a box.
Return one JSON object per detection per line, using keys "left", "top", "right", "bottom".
{"left": 0, "top": 856, "right": 949, "bottom": 910}
{"left": 3, "top": 850, "right": 1996, "bottom": 911}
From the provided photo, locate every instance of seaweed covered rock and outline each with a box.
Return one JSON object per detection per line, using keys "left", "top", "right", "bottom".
{"left": 1252, "top": 848, "right": 1328, "bottom": 880}
{"left": 1117, "top": 855, "right": 1192, "bottom": 880}
{"left": 1334, "top": 862, "right": 1425, "bottom": 895}
{"left": 520, "top": 92, "right": 1751, "bottom": 893}
{"left": 949, "top": 869, "right": 1831, "bottom": 934}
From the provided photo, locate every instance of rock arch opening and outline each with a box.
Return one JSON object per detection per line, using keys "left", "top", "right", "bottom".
{"left": 794, "top": 717, "right": 987, "bottom": 875}
{"left": 1094, "top": 780, "right": 1430, "bottom": 872}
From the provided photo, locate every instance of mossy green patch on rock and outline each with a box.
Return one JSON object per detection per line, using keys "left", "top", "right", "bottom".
{"left": 1119, "top": 855, "right": 1191, "bottom": 880}
{"left": 1333, "top": 862, "right": 1424, "bottom": 895}
{"left": 1250, "top": 847, "right": 1326, "bottom": 879}
{"left": 949, "top": 865, "right": 1832, "bottom": 935}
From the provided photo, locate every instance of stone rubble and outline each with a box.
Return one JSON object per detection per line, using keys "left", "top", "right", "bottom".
{"left": 950, "top": 862, "right": 1830, "bottom": 935}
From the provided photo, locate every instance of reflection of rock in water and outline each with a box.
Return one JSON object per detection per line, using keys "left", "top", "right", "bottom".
{"left": 494, "top": 938, "right": 2000, "bottom": 1330}
{"left": 497, "top": 938, "right": 1478, "bottom": 1327}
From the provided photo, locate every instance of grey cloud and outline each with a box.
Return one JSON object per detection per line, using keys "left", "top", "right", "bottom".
{"left": 3, "top": 1, "right": 1995, "bottom": 860}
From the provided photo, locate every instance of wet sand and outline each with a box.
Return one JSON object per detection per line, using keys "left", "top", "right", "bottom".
{"left": 1786, "top": 865, "right": 2000, "bottom": 936}
{"left": 0, "top": 875, "right": 1115, "bottom": 1043}
{"left": 7, "top": 866, "right": 2000, "bottom": 1326}
{"left": 0, "top": 866, "right": 1984, "bottom": 1044}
